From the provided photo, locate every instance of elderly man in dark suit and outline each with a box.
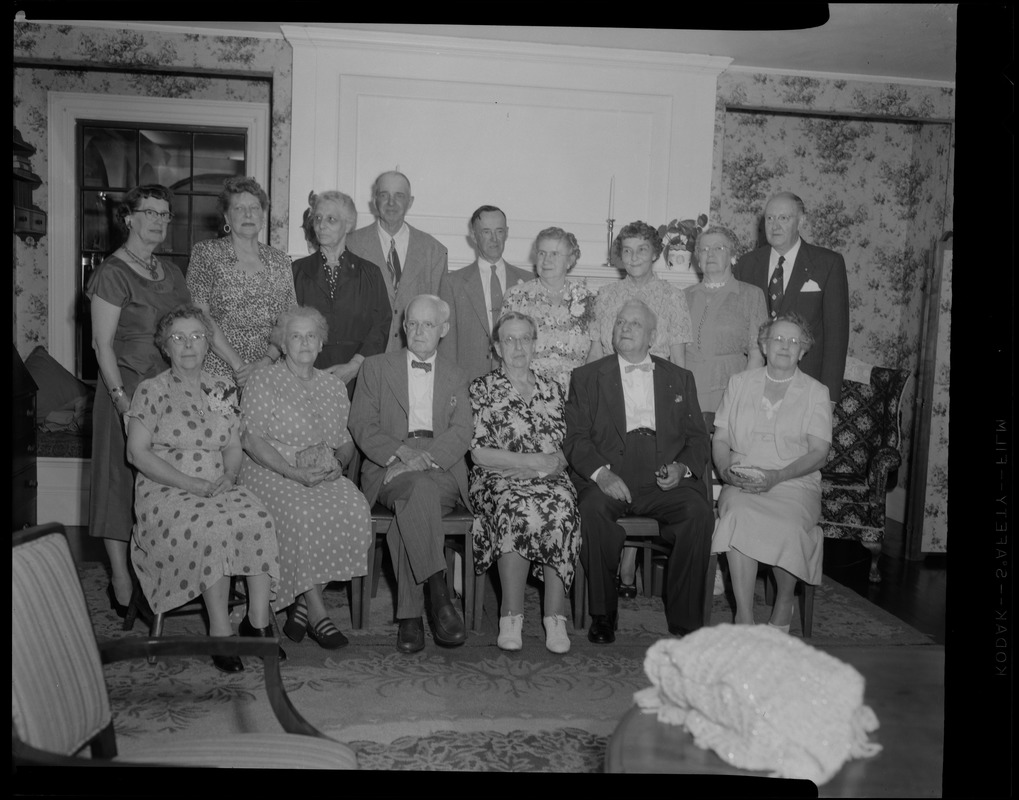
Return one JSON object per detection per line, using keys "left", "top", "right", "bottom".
{"left": 347, "top": 171, "right": 449, "bottom": 352}
{"left": 734, "top": 191, "right": 850, "bottom": 403}
{"left": 564, "top": 299, "right": 713, "bottom": 643}
{"left": 348, "top": 294, "right": 472, "bottom": 653}
{"left": 439, "top": 205, "right": 532, "bottom": 381}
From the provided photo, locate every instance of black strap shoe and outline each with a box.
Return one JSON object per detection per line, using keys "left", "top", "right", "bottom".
{"left": 239, "top": 615, "right": 287, "bottom": 663}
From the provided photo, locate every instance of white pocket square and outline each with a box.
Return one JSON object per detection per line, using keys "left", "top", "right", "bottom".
{"left": 801, "top": 279, "right": 822, "bottom": 292}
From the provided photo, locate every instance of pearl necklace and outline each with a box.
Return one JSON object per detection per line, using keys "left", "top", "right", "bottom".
{"left": 703, "top": 279, "right": 727, "bottom": 289}
{"left": 123, "top": 246, "right": 159, "bottom": 279}
{"left": 765, "top": 369, "right": 796, "bottom": 384}
{"left": 539, "top": 281, "right": 568, "bottom": 301}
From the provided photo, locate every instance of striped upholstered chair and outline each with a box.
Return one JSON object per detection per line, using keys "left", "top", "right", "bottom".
{"left": 12, "top": 523, "right": 358, "bottom": 769}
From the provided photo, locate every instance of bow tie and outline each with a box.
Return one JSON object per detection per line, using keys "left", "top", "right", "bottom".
{"left": 411, "top": 360, "right": 432, "bottom": 373}
{"left": 625, "top": 362, "right": 653, "bottom": 373}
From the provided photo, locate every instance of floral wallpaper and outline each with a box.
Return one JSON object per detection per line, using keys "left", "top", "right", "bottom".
{"left": 711, "top": 71, "right": 955, "bottom": 508}
{"left": 920, "top": 246, "right": 951, "bottom": 553}
{"left": 12, "top": 21, "right": 293, "bottom": 356}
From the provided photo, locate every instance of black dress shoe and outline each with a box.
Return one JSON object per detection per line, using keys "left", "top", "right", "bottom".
{"left": 430, "top": 599, "right": 467, "bottom": 647}
{"left": 239, "top": 615, "right": 287, "bottom": 663}
{"left": 397, "top": 617, "right": 426, "bottom": 653}
{"left": 587, "top": 614, "right": 616, "bottom": 644}
{"left": 107, "top": 583, "right": 129, "bottom": 619}
{"left": 616, "top": 577, "right": 638, "bottom": 600}
{"left": 211, "top": 654, "right": 245, "bottom": 673}
{"left": 668, "top": 625, "right": 693, "bottom": 638}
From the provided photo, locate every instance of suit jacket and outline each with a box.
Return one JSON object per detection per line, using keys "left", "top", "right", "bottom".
{"left": 734, "top": 240, "right": 849, "bottom": 402}
{"left": 438, "top": 259, "right": 533, "bottom": 380}
{"left": 348, "top": 349, "right": 472, "bottom": 510}
{"left": 346, "top": 222, "right": 449, "bottom": 353}
{"left": 564, "top": 354, "right": 710, "bottom": 491}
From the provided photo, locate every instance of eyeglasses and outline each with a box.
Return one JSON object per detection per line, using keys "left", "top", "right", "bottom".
{"left": 135, "top": 209, "right": 174, "bottom": 222}
{"left": 168, "top": 332, "right": 208, "bottom": 344}
{"left": 696, "top": 244, "right": 730, "bottom": 256}
{"left": 765, "top": 214, "right": 795, "bottom": 225}
{"left": 765, "top": 335, "right": 802, "bottom": 346}
{"left": 536, "top": 250, "right": 567, "bottom": 261}
{"left": 500, "top": 335, "right": 534, "bottom": 348}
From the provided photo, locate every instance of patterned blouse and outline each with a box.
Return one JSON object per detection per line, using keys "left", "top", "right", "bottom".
{"left": 500, "top": 278, "right": 598, "bottom": 394}
{"left": 595, "top": 274, "right": 693, "bottom": 360}
{"left": 186, "top": 237, "right": 296, "bottom": 377}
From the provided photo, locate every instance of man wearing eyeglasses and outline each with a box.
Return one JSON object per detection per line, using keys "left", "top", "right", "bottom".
{"left": 734, "top": 192, "right": 849, "bottom": 403}
{"left": 349, "top": 294, "right": 473, "bottom": 654}
{"left": 347, "top": 171, "right": 449, "bottom": 353}
{"left": 438, "top": 205, "right": 532, "bottom": 380}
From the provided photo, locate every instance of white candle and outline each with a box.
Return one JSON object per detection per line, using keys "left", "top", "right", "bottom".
{"left": 608, "top": 176, "right": 615, "bottom": 219}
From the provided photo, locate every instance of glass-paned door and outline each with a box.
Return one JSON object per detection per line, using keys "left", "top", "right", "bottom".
{"left": 77, "top": 123, "right": 247, "bottom": 382}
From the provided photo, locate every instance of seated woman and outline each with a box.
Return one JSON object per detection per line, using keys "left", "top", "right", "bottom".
{"left": 710, "top": 313, "right": 833, "bottom": 632}
{"left": 469, "top": 312, "right": 581, "bottom": 654}
{"left": 240, "top": 306, "right": 373, "bottom": 650}
{"left": 126, "top": 305, "right": 280, "bottom": 674}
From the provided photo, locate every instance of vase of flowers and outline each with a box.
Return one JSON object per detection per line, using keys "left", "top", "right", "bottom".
{"left": 658, "top": 214, "right": 708, "bottom": 271}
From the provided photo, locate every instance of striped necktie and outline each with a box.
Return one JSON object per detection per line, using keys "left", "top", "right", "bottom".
{"left": 387, "top": 238, "right": 402, "bottom": 289}
{"left": 769, "top": 255, "right": 785, "bottom": 318}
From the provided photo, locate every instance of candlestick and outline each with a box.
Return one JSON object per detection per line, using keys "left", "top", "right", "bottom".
{"left": 608, "top": 176, "right": 615, "bottom": 219}
{"left": 604, "top": 218, "right": 615, "bottom": 267}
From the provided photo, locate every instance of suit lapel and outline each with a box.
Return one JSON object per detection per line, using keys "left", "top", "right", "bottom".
{"left": 781, "top": 243, "right": 811, "bottom": 313}
{"left": 600, "top": 358, "right": 627, "bottom": 442}
{"left": 651, "top": 357, "right": 674, "bottom": 444}
{"left": 383, "top": 351, "right": 410, "bottom": 416}
{"left": 431, "top": 357, "right": 453, "bottom": 432}
{"left": 464, "top": 262, "right": 490, "bottom": 332}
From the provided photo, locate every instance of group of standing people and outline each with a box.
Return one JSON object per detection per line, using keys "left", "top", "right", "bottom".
{"left": 88, "top": 168, "right": 849, "bottom": 666}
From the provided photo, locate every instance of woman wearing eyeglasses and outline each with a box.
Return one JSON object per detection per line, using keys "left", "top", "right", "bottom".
{"left": 684, "top": 226, "right": 768, "bottom": 412}
{"left": 711, "top": 313, "right": 832, "bottom": 633}
{"left": 126, "top": 305, "right": 281, "bottom": 673}
{"left": 239, "top": 306, "right": 372, "bottom": 650}
{"left": 186, "top": 176, "right": 296, "bottom": 388}
{"left": 86, "top": 184, "right": 192, "bottom": 618}
{"left": 499, "top": 226, "right": 598, "bottom": 395}
{"left": 292, "top": 190, "right": 391, "bottom": 399}
{"left": 469, "top": 311, "right": 581, "bottom": 654}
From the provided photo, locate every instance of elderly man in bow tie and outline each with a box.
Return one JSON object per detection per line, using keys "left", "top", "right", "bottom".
{"left": 564, "top": 299, "right": 713, "bottom": 643}
{"left": 349, "top": 294, "right": 472, "bottom": 653}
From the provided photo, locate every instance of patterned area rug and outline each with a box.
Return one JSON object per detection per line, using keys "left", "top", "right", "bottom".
{"left": 79, "top": 563, "right": 933, "bottom": 771}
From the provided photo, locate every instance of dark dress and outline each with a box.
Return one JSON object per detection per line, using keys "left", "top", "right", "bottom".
{"left": 85, "top": 255, "right": 191, "bottom": 542}
{"left": 468, "top": 370, "right": 581, "bottom": 589}
{"left": 292, "top": 249, "right": 391, "bottom": 397}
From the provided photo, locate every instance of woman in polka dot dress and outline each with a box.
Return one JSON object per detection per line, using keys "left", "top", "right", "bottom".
{"left": 127, "top": 306, "right": 280, "bottom": 674}
{"left": 240, "top": 306, "right": 372, "bottom": 649}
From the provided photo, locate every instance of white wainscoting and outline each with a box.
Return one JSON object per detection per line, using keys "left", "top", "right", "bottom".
{"left": 283, "top": 27, "right": 728, "bottom": 288}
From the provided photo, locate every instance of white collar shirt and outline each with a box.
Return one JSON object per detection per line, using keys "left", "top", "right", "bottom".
{"left": 406, "top": 350, "right": 436, "bottom": 432}
{"left": 617, "top": 354, "right": 656, "bottom": 432}
{"left": 478, "top": 258, "right": 507, "bottom": 332}
{"left": 377, "top": 221, "right": 410, "bottom": 270}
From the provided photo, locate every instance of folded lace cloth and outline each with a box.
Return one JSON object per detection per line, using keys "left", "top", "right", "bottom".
{"left": 634, "top": 624, "right": 881, "bottom": 785}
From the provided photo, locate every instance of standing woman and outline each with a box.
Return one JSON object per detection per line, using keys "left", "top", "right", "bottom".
{"left": 87, "top": 184, "right": 191, "bottom": 614}
{"left": 500, "top": 226, "right": 598, "bottom": 394}
{"left": 292, "top": 190, "right": 391, "bottom": 398}
{"left": 186, "top": 176, "right": 296, "bottom": 388}
{"left": 684, "top": 226, "right": 768, "bottom": 412}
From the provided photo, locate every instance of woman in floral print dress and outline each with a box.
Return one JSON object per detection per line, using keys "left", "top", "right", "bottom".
{"left": 469, "top": 312, "right": 581, "bottom": 655}
{"left": 500, "top": 227, "right": 597, "bottom": 394}
{"left": 186, "top": 176, "right": 296, "bottom": 388}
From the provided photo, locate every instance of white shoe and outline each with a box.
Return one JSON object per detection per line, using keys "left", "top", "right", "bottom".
{"left": 713, "top": 566, "right": 725, "bottom": 596}
{"left": 497, "top": 614, "right": 523, "bottom": 650}
{"left": 543, "top": 614, "right": 571, "bottom": 654}
{"left": 767, "top": 621, "right": 791, "bottom": 634}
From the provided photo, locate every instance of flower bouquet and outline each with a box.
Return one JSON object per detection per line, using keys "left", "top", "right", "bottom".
{"left": 658, "top": 214, "right": 708, "bottom": 270}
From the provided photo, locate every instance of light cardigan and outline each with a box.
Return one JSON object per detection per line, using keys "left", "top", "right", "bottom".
{"left": 715, "top": 367, "right": 832, "bottom": 466}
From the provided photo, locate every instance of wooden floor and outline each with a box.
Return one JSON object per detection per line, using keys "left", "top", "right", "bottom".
{"left": 67, "top": 520, "right": 947, "bottom": 645}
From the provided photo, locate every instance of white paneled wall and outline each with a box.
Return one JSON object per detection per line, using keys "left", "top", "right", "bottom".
{"left": 284, "top": 26, "right": 729, "bottom": 288}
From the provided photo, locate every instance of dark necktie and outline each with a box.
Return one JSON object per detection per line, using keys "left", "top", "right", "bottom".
{"left": 769, "top": 255, "right": 785, "bottom": 318}
{"left": 387, "top": 238, "right": 402, "bottom": 289}
{"left": 625, "top": 362, "right": 653, "bottom": 373}
{"left": 489, "top": 263, "right": 503, "bottom": 330}
{"left": 411, "top": 360, "right": 432, "bottom": 373}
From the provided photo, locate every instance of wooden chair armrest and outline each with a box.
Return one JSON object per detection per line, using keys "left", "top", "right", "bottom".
{"left": 97, "top": 636, "right": 328, "bottom": 740}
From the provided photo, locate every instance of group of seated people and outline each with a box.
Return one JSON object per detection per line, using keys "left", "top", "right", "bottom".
{"left": 91, "top": 170, "right": 836, "bottom": 671}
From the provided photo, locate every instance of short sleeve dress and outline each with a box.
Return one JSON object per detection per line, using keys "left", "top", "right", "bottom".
{"left": 710, "top": 369, "right": 833, "bottom": 585}
{"left": 186, "top": 237, "right": 297, "bottom": 377}
{"left": 684, "top": 278, "right": 769, "bottom": 412}
{"left": 500, "top": 278, "right": 598, "bottom": 395}
{"left": 128, "top": 370, "right": 280, "bottom": 614}
{"left": 239, "top": 362, "right": 373, "bottom": 612}
{"left": 86, "top": 255, "right": 192, "bottom": 542}
{"left": 595, "top": 275, "right": 693, "bottom": 361}
{"left": 469, "top": 370, "right": 581, "bottom": 589}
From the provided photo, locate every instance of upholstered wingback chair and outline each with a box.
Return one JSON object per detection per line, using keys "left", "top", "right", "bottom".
{"left": 820, "top": 366, "right": 911, "bottom": 583}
